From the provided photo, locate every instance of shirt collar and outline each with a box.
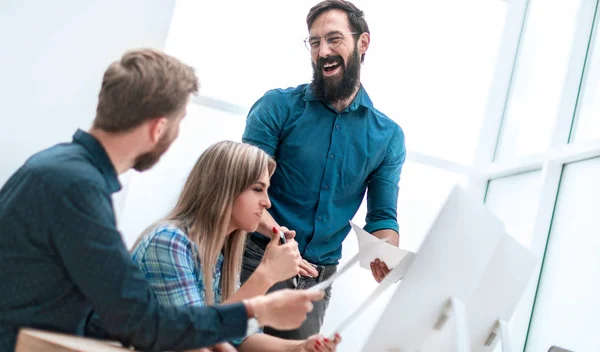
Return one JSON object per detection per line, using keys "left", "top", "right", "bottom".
{"left": 304, "top": 83, "right": 375, "bottom": 113}
{"left": 72, "top": 129, "right": 122, "bottom": 193}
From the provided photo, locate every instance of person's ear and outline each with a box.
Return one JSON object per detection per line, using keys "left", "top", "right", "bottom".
{"left": 148, "top": 117, "right": 168, "bottom": 143}
{"left": 358, "top": 32, "right": 370, "bottom": 56}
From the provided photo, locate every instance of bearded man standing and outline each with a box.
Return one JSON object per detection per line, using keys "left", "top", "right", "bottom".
{"left": 240, "top": 0, "right": 407, "bottom": 340}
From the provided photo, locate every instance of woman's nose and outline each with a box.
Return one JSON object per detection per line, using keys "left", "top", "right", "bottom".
{"left": 261, "top": 197, "right": 271, "bottom": 209}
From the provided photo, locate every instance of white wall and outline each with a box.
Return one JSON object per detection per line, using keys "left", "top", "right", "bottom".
{"left": 118, "top": 104, "right": 248, "bottom": 246}
{"left": 0, "top": 0, "right": 176, "bottom": 188}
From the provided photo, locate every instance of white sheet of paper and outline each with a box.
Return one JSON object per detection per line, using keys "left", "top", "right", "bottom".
{"left": 351, "top": 221, "right": 413, "bottom": 270}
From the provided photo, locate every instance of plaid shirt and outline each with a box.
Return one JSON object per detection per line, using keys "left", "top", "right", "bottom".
{"left": 132, "top": 224, "right": 253, "bottom": 346}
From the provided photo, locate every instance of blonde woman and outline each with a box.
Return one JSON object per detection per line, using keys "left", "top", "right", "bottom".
{"left": 132, "top": 141, "right": 341, "bottom": 352}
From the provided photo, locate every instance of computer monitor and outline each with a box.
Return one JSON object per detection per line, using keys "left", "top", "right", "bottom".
{"left": 360, "top": 185, "right": 536, "bottom": 352}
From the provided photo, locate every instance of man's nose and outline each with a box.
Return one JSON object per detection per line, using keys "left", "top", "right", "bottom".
{"left": 318, "top": 38, "right": 332, "bottom": 57}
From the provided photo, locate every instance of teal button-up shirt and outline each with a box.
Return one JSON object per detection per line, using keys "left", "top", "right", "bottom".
{"left": 243, "top": 84, "right": 406, "bottom": 265}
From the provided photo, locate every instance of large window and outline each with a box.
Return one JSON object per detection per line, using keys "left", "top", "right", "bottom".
{"left": 494, "top": 0, "right": 583, "bottom": 161}
{"left": 571, "top": 19, "right": 600, "bottom": 142}
{"left": 477, "top": 0, "right": 600, "bottom": 350}
{"left": 526, "top": 158, "right": 600, "bottom": 351}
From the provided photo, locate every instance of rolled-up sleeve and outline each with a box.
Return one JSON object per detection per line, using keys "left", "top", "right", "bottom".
{"left": 242, "top": 90, "right": 285, "bottom": 156}
{"left": 364, "top": 126, "right": 406, "bottom": 235}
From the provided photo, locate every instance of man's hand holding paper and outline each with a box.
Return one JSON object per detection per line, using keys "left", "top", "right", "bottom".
{"left": 370, "top": 229, "right": 400, "bottom": 282}
{"left": 351, "top": 222, "right": 413, "bottom": 283}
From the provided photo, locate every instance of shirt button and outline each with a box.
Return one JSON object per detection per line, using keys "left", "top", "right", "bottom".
{"left": 323, "top": 185, "right": 329, "bottom": 190}
{"left": 329, "top": 154, "right": 334, "bottom": 159}
{"left": 337, "top": 115, "right": 341, "bottom": 119}
{"left": 335, "top": 124, "right": 340, "bottom": 130}
{"left": 317, "top": 216, "right": 322, "bottom": 221}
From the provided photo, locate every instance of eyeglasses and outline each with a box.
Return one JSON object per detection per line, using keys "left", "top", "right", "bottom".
{"left": 304, "top": 32, "right": 358, "bottom": 52}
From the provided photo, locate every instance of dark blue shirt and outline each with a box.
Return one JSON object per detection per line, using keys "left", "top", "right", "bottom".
{"left": 243, "top": 84, "right": 406, "bottom": 265}
{"left": 0, "top": 130, "right": 248, "bottom": 351}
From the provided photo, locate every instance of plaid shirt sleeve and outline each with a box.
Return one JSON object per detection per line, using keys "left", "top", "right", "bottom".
{"left": 139, "top": 227, "right": 205, "bottom": 307}
{"left": 135, "top": 226, "right": 256, "bottom": 348}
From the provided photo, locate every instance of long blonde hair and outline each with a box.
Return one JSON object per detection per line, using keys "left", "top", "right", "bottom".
{"left": 136, "top": 141, "right": 276, "bottom": 305}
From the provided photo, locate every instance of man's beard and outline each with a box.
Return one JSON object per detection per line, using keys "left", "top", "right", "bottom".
{"left": 133, "top": 127, "right": 175, "bottom": 172}
{"left": 311, "top": 46, "right": 361, "bottom": 104}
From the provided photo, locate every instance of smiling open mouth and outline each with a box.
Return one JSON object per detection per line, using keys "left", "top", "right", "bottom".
{"left": 323, "top": 62, "right": 341, "bottom": 72}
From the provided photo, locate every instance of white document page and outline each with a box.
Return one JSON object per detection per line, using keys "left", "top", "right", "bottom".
{"left": 352, "top": 221, "right": 414, "bottom": 270}
{"left": 310, "top": 227, "right": 412, "bottom": 293}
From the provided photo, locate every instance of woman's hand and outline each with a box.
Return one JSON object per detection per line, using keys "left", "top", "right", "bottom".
{"left": 277, "top": 226, "right": 318, "bottom": 278}
{"left": 257, "top": 226, "right": 301, "bottom": 283}
{"left": 294, "top": 333, "right": 342, "bottom": 352}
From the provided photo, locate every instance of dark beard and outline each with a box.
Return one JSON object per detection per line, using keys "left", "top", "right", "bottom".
{"left": 133, "top": 128, "right": 174, "bottom": 172}
{"left": 310, "top": 46, "right": 361, "bottom": 104}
